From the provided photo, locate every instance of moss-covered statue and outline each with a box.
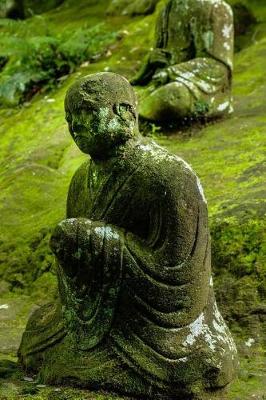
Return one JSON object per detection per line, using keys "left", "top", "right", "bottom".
{"left": 19, "top": 72, "right": 237, "bottom": 399}
{"left": 132, "top": 0, "right": 234, "bottom": 122}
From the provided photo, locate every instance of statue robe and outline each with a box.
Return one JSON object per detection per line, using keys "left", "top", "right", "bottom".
{"left": 19, "top": 138, "right": 237, "bottom": 392}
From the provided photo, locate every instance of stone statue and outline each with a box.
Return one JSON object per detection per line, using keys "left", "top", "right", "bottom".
{"left": 132, "top": 0, "right": 234, "bottom": 122}
{"left": 19, "top": 72, "right": 237, "bottom": 399}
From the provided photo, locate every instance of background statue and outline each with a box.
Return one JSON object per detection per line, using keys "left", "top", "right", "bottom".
{"left": 19, "top": 72, "right": 237, "bottom": 399}
{"left": 132, "top": 0, "right": 234, "bottom": 122}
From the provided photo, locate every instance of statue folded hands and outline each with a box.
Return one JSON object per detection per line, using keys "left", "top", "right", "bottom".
{"left": 19, "top": 72, "right": 237, "bottom": 399}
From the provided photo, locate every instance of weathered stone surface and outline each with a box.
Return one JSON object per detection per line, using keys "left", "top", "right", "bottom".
{"left": 132, "top": 0, "right": 234, "bottom": 122}
{"left": 18, "top": 72, "right": 237, "bottom": 399}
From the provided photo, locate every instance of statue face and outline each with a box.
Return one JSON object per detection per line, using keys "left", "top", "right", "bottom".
{"left": 66, "top": 100, "right": 137, "bottom": 160}
{"left": 66, "top": 106, "right": 99, "bottom": 155}
{"left": 65, "top": 73, "right": 138, "bottom": 159}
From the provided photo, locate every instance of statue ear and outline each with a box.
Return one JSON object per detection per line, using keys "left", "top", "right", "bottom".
{"left": 113, "top": 103, "right": 136, "bottom": 123}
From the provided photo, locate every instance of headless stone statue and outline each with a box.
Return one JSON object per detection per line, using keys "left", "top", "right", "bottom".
{"left": 132, "top": 0, "right": 234, "bottom": 122}
{"left": 19, "top": 72, "right": 237, "bottom": 399}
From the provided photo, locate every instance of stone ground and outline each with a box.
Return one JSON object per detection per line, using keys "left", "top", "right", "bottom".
{"left": 0, "top": 0, "right": 265, "bottom": 398}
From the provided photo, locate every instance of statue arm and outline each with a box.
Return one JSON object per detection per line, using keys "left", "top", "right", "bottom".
{"left": 125, "top": 158, "right": 208, "bottom": 268}
{"left": 131, "top": 49, "right": 171, "bottom": 86}
{"left": 201, "top": 0, "right": 234, "bottom": 72}
{"left": 130, "top": 54, "right": 155, "bottom": 86}
{"left": 56, "top": 157, "right": 207, "bottom": 279}
{"left": 66, "top": 160, "right": 90, "bottom": 218}
{"left": 147, "top": 57, "right": 231, "bottom": 118}
{"left": 50, "top": 218, "right": 125, "bottom": 349}
{"left": 153, "top": 57, "right": 229, "bottom": 87}
{"left": 123, "top": 0, "right": 157, "bottom": 16}
{"left": 131, "top": 0, "right": 171, "bottom": 86}
{"left": 121, "top": 159, "right": 210, "bottom": 324}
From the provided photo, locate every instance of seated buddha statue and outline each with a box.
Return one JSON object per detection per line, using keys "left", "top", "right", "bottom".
{"left": 19, "top": 72, "right": 237, "bottom": 399}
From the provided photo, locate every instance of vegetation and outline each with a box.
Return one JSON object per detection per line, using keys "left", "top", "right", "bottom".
{"left": 0, "top": 19, "right": 117, "bottom": 106}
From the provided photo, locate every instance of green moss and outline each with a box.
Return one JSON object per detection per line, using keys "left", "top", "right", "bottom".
{"left": 210, "top": 216, "right": 266, "bottom": 337}
{"left": 228, "top": 343, "right": 266, "bottom": 400}
{"left": 212, "top": 217, "right": 265, "bottom": 278}
{"left": 0, "top": 383, "right": 126, "bottom": 400}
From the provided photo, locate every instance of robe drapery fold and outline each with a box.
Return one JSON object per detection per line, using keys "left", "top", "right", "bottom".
{"left": 63, "top": 139, "right": 237, "bottom": 386}
{"left": 19, "top": 139, "right": 237, "bottom": 389}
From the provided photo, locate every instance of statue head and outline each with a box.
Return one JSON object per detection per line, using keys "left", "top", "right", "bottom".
{"left": 65, "top": 72, "right": 139, "bottom": 160}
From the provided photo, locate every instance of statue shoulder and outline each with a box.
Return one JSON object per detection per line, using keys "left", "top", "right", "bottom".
{"left": 136, "top": 140, "right": 207, "bottom": 205}
{"left": 136, "top": 140, "right": 195, "bottom": 179}
{"left": 69, "top": 160, "right": 90, "bottom": 187}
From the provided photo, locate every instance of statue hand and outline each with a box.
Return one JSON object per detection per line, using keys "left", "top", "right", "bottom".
{"left": 50, "top": 218, "right": 92, "bottom": 278}
{"left": 131, "top": 49, "right": 170, "bottom": 86}
{"left": 148, "top": 48, "right": 171, "bottom": 68}
{"left": 130, "top": 59, "right": 155, "bottom": 86}
{"left": 152, "top": 69, "right": 169, "bottom": 87}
